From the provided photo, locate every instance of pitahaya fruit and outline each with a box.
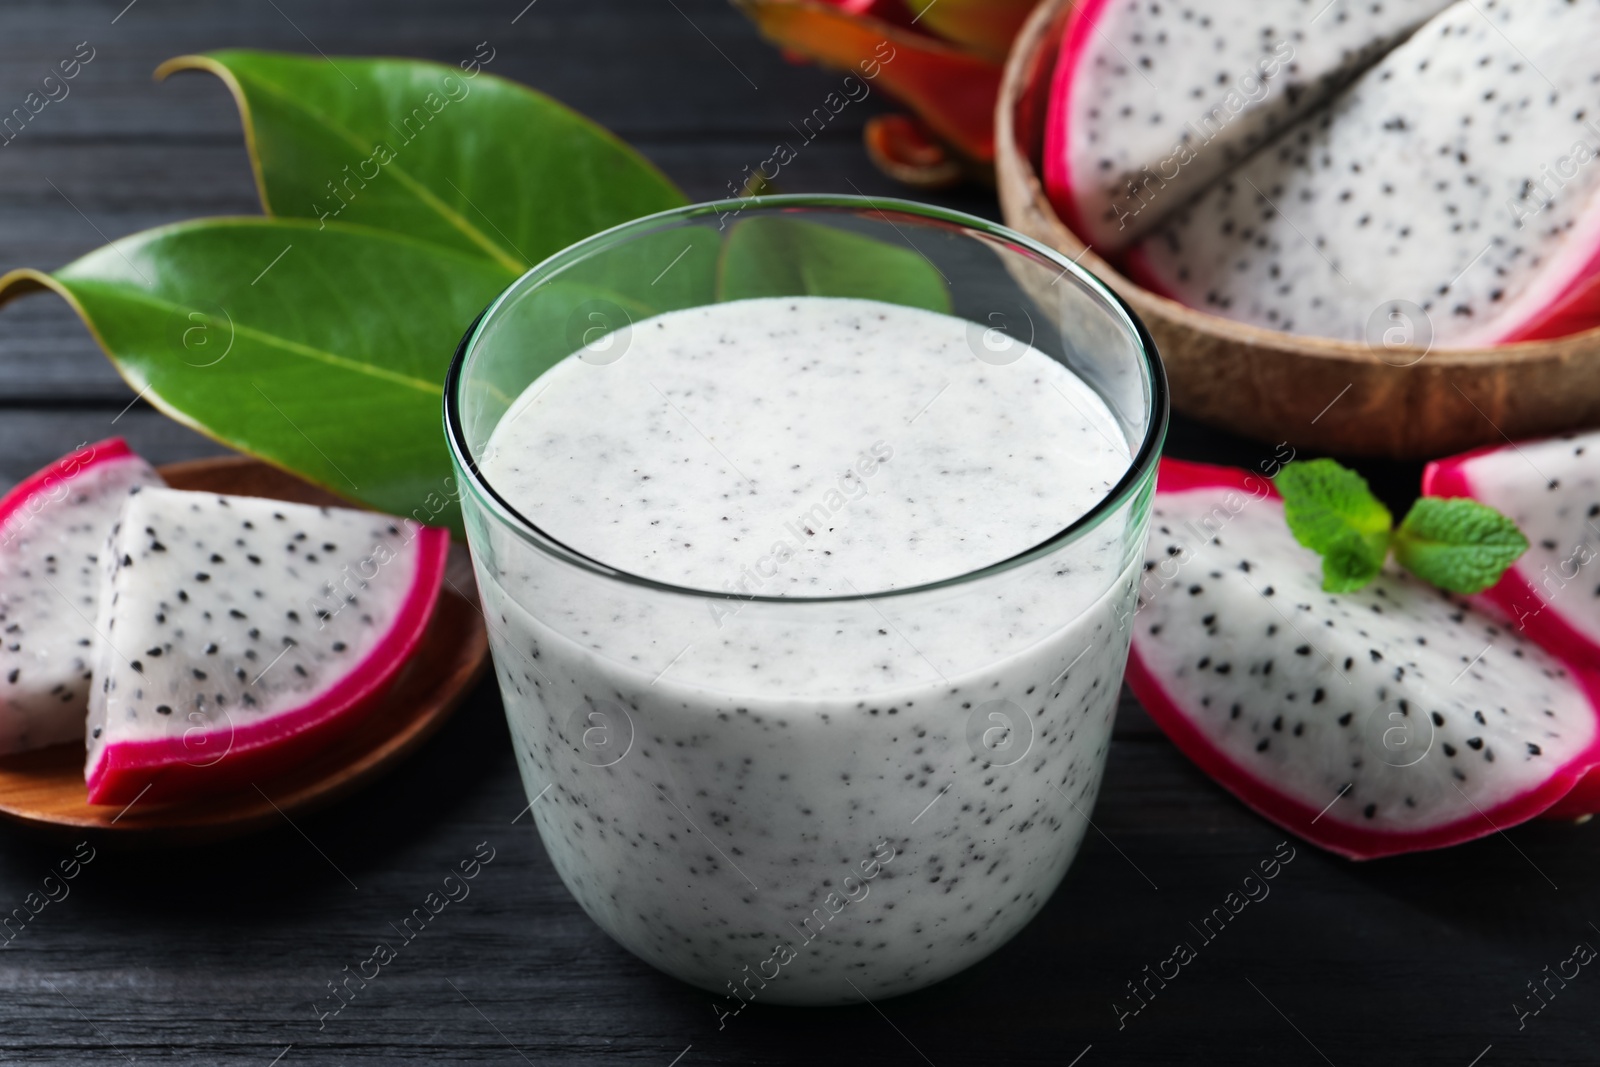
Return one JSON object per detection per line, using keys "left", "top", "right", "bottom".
{"left": 1424, "top": 430, "right": 1600, "bottom": 819}
{"left": 1123, "top": 0, "right": 1600, "bottom": 346}
{"left": 1424, "top": 430, "right": 1600, "bottom": 666}
{"left": 1126, "top": 458, "right": 1600, "bottom": 859}
{"left": 86, "top": 487, "right": 449, "bottom": 804}
{"left": 0, "top": 438, "right": 163, "bottom": 754}
{"left": 1042, "top": 0, "right": 1451, "bottom": 252}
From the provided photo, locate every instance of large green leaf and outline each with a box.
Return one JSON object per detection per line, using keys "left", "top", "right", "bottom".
{"left": 717, "top": 215, "right": 951, "bottom": 311}
{"left": 0, "top": 218, "right": 516, "bottom": 530}
{"left": 158, "top": 50, "right": 687, "bottom": 271}
{"left": 459, "top": 217, "right": 952, "bottom": 441}
{"left": 458, "top": 225, "right": 725, "bottom": 444}
{"left": 0, "top": 54, "right": 961, "bottom": 542}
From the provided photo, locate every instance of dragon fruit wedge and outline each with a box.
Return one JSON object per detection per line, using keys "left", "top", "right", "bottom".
{"left": 1123, "top": 0, "right": 1600, "bottom": 347}
{"left": 0, "top": 438, "right": 163, "bottom": 755}
{"left": 86, "top": 487, "right": 449, "bottom": 804}
{"left": 1424, "top": 430, "right": 1600, "bottom": 667}
{"left": 1126, "top": 458, "right": 1600, "bottom": 859}
{"left": 1425, "top": 430, "right": 1600, "bottom": 820}
{"left": 1042, "top": 0, "right": 1450, "bottom": 252}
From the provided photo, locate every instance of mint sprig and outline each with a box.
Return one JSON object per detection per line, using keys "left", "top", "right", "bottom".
{"left": 1273, "top": 458, "right": 1528, "bottom": 594}
{"left": 1393, "top": 497, "right": 1529, "bottom": 593}
{"left": 1274, "top": 461, "right": 1392, "bottom": 592}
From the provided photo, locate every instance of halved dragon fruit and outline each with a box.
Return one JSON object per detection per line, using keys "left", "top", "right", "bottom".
{"left": 1123, "top": 0, "right": 1600, "bottom": 346}
{"left": 1042, "top": 0, "right": 1450, "bottom": 252}
{"left": 1425, "top": 430, "right": 1600, "bottom": 819}
{"left": 86, "top": 487, "right": 448, "bottom": 804}
{"left": 0, "top": 438, "right": 163, "bottom": 754}
{"left": 1126, "top": 458, "right": 1600, "bottom": 859}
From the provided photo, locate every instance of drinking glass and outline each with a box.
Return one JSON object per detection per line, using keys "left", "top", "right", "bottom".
{"left": 445, "top": 195, "right": 1167, "bottom": 1005}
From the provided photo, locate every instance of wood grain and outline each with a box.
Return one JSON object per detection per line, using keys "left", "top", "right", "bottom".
{"left": 994, "top": 0, "right": 1600, "bottom": 459}
{"left": 0, "top": 456, "right": 489, "bottom": 844}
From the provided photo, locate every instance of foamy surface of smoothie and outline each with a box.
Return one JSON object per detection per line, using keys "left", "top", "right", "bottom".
{"left": 482, "top": 296, "right": 1129, "bottom": 594}
{"left": 472, "top": 296, "right": 1144, "bottom": 1004}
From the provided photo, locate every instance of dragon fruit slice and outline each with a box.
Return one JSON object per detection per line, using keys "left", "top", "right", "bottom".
{"left": 86, "top": 488, "right": 448, "bottom": 804}
{"left": 0, "top": 438, "right": 163, "bottom": 754}
{"left": 1425, "top": 430, "right": 1600, "bottom": 819}
{"left": 1124, "top": 0, "right": 1600, "bottom": 346}
{"left": 1042, "top": 0, "right": 1450, "bottom": 252}
{"left": 1424, "top": 430, "right": 1600, "bottom": 666}
{"left": 1126, "top": 458, "right": 1600, "bottom": 859}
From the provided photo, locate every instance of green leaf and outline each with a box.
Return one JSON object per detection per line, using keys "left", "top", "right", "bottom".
{"left": 1393, "top": 497, "right": 1529, "bottom": 594}
{"left": 1319, "top": 531, "right": 1388, "bottom": 593}
{"left": 159, "top": 50, "right": 687, "bottom": 271}
{"left": 457, "top": 226, "right": 725, "bottom": 444}
{"left": 717, "top": 215, "right": 952, "bottom": 311}
{"left": 1274, "top": 458, "right": 1393, "bottom": 592}
{"left": 2, "top": 53, "right": 969, "bottom": 545}
{"left": 0, "top": 217, "right": 517, "bottom": 532}
{"left": 454, "top": 217, "right": 955, "bottom": 442}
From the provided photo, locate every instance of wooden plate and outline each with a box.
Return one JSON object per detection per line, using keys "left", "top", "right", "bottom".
{"left": 0, "top": 456, "right": 490, "bottom": 844}
{"left": 994, "top": 0, "right": 1600, "bottom": 458}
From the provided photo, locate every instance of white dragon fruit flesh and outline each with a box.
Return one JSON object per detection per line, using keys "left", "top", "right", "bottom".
{"left": 1425, "top": 430, "right": 1600, "bottom": 818}
{"left": 1043, "top": 0, "right": 1451, "bottom": 251}
{"left": 0, "top": 438, "right": 163, "bottom": 755}
{"left": 1123, "top": 0, "right": 1600, "bottom": 347}
{"left": 87, "top": 487, "right": 448, "bottom": 804}
{"left": 1126, "top": 459, "right": 1600, "bottom": 859}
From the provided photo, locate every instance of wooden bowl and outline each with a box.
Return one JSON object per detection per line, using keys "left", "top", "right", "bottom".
{"left": 994, "top": 0, "right": 1600, "bottom": 459}
{"left": 0, "top": 456, "right": 490, "bottom": 844}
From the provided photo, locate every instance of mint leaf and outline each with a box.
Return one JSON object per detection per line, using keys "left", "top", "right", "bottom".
{"left": 1274, "top": 459, "right": 1393, "bottom": 592}
{"left": 1320, "top": 530, "right": 1388, "bottom": 592}
{"left": 1267, "top": 460, "right": 1528, "bottom": 597}
{"left": 1393, "top": 497, "right": 1529, "bottom": 594}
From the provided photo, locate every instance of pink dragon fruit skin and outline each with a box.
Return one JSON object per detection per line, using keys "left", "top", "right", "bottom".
{"left": 0, "top": 437, "right": 164, "bottom": 755}
{"left": 1425, "top": 431, "right": 1600, "bottom": 819}
{"left": 85, "top": 488, "right": 449, "bottom": 804}
{"left": 1126, "top": 458, "right": 1600, "bottom": 859}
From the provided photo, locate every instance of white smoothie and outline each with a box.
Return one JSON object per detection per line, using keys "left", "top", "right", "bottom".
{"left": 473, "top": 296, "right": 1144, "bottom": 1004}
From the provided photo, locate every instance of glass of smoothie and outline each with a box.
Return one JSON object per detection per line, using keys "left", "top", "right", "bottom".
{"left": 444, "top": 196, "right": 1167, "bottom": 1007}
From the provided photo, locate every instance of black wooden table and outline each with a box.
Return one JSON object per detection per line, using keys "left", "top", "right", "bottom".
{"left": 0, "top": 3, "right": 1593, "bottom": 1064}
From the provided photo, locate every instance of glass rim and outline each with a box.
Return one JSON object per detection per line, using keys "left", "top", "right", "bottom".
{"left": 442, "top": 193, "right": 1170, "bottom": 605}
